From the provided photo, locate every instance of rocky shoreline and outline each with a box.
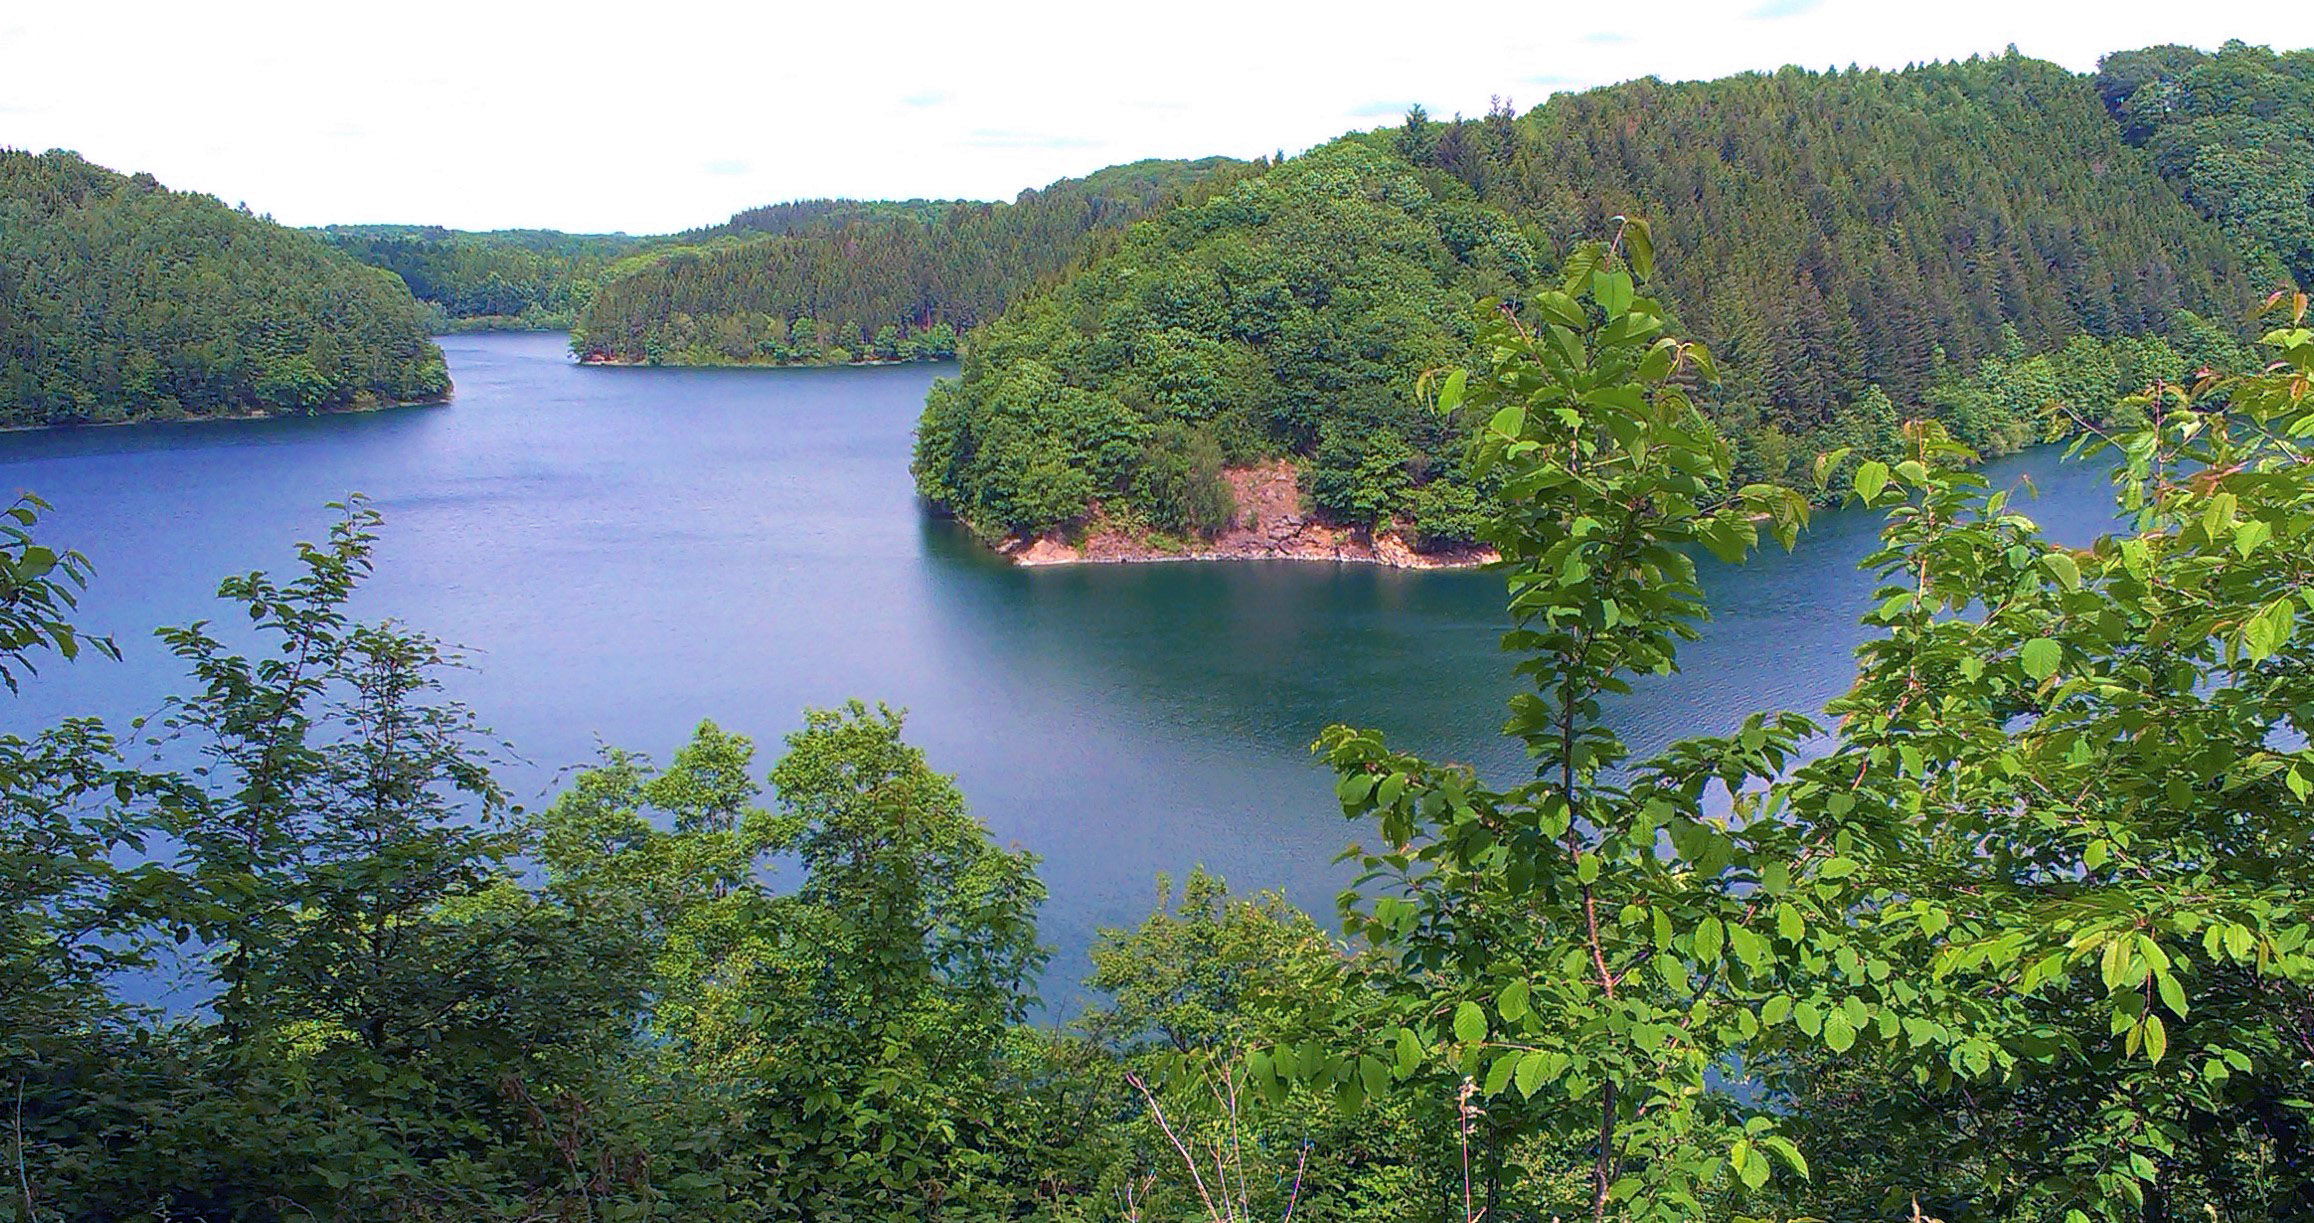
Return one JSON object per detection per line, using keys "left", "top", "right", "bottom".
{"left": 997, "top": 461, "right": 1496, "bottom": 570}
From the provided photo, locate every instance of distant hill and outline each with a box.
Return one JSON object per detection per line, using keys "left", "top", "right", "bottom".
{"left": 313, "top": 225, "right": 659, "bottom": 333}
{"left": 920, "top": 51, "right": 2257, "bottom": 551}
{"left": 1, "top": 149, "right": 448, "bottom": 427}
{"left": 567, "top": 157, "right": 1255, "bottom": 366}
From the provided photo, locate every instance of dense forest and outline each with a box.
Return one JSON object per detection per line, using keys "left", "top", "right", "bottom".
{"left": 8, "top": 231, "right": 2310, "bottom": 1219}
{"left": 2094, "top": 41, "right": 2314, "bottom": 290}
{"left": 915, "top": 51, "right": 2257, "bottom": 549}
{"left": 0, "top": 150, "right": 449, "bottom": 428}
{"left": 568, "top": 158, "right": 1254, "bottom": 366}
{"left": 914, "top": 140, "right": 1540, "bottom": 548}
{"left": 314, "top": 226, "right": 658, "bottom": 332}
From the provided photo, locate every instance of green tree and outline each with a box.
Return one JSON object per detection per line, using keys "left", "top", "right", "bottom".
{"left": 1768, "top": 295, "right": 2314, "bottom": 1219}
{"left": 1313, "top": 223, "right": 1819, "bottom": 1221}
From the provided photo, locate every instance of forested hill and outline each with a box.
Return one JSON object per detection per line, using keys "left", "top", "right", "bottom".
{"left": 2094, "top": 40, "right": 2314, "bottom": 289}
{"left": 1432, "top": 51, "right": 2247, "bottom": 442}
{"left": 568, "top": 157, "right": 1255, "bottom": 366}
{"left": 315, "top": 225, "right": 658, "bottom": 333}
{"left": 1, "top": 150, "right": 449, "bottom": 428}
{"left": 920, "top": 51, "right": 2258, "bottom": 550}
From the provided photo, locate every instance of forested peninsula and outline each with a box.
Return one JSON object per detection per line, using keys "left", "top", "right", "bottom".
{"left": 916, "top": 49, "right": 2271, "bottom": 565}
{"left": 0, "top": 150, "right": 449, "bottom": 428}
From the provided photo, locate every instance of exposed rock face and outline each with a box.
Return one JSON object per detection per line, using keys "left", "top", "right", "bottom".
{"left": 999, "top": 461, "right": 1496, "bottom": 570}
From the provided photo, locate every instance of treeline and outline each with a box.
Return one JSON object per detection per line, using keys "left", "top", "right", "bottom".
{"left": 916, "top": 52, "right": 2256, "bottom": 549}
{"left": 315, "top": 225, "right": 658, "bottom": 332}
{"left": 9, "top": 245, "right": 2310, "bottom": 1219}
{"left": 568, "top": 157, "right": 1254, "bottom": 367}
{"left": 2095, "top": 40, "right": 2314, "bottom": 290}
{"left": 0, "top": 150, "right": 448, "bottom": 427}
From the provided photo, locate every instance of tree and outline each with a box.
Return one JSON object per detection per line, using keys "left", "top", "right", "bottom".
{"left": 1312, "top": 222, "right": 1820, "bottom": 1221}
{"left": 1770, "top": 294, "right": 2314, "bottom": 1219}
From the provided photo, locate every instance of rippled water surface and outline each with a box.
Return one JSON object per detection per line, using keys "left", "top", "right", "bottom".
{"left": 0, "top": 332, "right": 2123, "bottom": 1005}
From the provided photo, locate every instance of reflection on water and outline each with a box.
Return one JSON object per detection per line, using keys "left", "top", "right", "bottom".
{"left": 0, "top": 332, "right": 2120, "bottom": 1005}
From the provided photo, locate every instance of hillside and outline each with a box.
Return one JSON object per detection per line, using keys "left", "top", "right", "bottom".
{"left": 921, "top": 51, "right": 2255, "bottom": 554}
{"left": 2095, "top": 40, "right": 2314, "bottom": 289}
{"left": 568, "top": 156, "right": 1255, "bottom": 366}
{"left": 1441, "top": 51, "right": 2247, "bottom": 470}
{"left": 913, "top": 139, "right": 1536, "bottom": 549}
{"left": 314, "top": 225, "right": 658, "bottom": 332}
{"left": 0, "top": 150, "right": 449, "bottom": 427}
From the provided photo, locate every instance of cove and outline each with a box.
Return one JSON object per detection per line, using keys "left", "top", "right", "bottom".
{"left": 0, "top": 331, "right": 2124, "bottom": 1009}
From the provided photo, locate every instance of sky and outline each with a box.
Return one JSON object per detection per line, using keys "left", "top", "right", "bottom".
{"left": 4, "top": 0, "right": 2310, "bottom": 234}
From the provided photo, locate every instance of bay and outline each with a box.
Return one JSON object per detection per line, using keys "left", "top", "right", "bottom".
{"left": 0, "top": 331, "right": 2122, "bottom": 1008}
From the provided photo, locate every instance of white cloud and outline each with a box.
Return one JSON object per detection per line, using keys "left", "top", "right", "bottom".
{"left": 1, "top": 0, "right": 2307, "bottom": 232}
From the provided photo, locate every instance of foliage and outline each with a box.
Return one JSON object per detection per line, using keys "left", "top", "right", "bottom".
{"left": 1314, "top": 225, "right": 1821, "bottom": 1222}
{"left": 570, "top": 158, "right": 1252, "bottom": 367}
{"left": 0, "top": 149, "right": 448, "bottom": 426}
{"left": 316, "top": 225, "right": 659, "bottom": 332}
{"left": 921, "top": 52, "right": 2255, "bottom": 550}
{"left": 1431, "top": 52, "right": 2246, "bottom": 432}
{"left": 1760, "top": 294, "right": 2314, "bottom": 1220}
{"left": 0, "top": 495, "right": 115, "bottom": 693}
{"left": 913, "top": 139, "right": 1537, "bottom": 542}
{"left": 2098, "top": 41, "right": 2314, "bottom": 290}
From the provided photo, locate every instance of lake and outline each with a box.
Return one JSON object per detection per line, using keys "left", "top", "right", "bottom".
{"left": 0, "top": 331, "right": 2125, "bottom": 1008}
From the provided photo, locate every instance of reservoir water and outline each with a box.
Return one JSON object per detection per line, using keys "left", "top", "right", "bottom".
{"left": 0, "top": 332, "right": 2124, "bottom": 1007}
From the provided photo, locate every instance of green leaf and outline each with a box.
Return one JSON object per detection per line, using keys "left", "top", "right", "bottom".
{"left": 1823, "top": 1010, "right": 1856, "bottom": 1053}
{"left": 1622, "top": 218, "right": 1654, "bottom": 279}
{"left": 1590, "top": 268, "right": 1635, "bottom": 317}
{"left": 2156, "top": 970, "right": 2188, "bottom": 1019}
{"left": 1394, "top": 1027, "right": 1421, "bottom": 1078}
{"left": 1515, "top": 1051, "right": 1551, "bottom": 1099}
{"left": 2021, "top": 638, "right": 2061, "bottom": 682}
{"left": 1359, "top": 1054, "right": 1389, "bottom": 1100}
{"left": 2042, "top": 551, "right": 2081, "bottom": 590}
{"left": 1453, "top": 1000, "right": 1487, "bottom": 1045}
{"left": 1483, "top": 1051, "right": 1518, "bottom": 1096}
{"left": 2144, "top": 1014, "right": 2168, "bottom": 1064}
{"left": 1497, "top": 978, "right": 1531, "bottom": 1023}
{"left": 1534, "top": 291, "right": 1587, "bottom": 330}
{"left": 1436, "top": 367, "right": 1468, "bottom": 415}
{"left": 1694, "top": 916, "right": 1725, "bottom": 963}
{"left": 1758, "top": 1135, "right": 1809, "bottom": 1179}
{"left": 1852, "top": 460, "right": 1889, "bottom": 503}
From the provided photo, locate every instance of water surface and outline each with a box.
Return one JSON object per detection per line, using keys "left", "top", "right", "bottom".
{"left": 0, "top": 332, "right": 2121, "bottom": 1006}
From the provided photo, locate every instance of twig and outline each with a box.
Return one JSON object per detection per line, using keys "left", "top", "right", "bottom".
{"left": 1281, "top": 1141, "right": 1310, "bottom": 1223}
{"left": 14, "top": 1078, "right": 36, "bottom": 1223}
{"left": 1127, "top": 1070, "right": 1226, "bottom": 1223}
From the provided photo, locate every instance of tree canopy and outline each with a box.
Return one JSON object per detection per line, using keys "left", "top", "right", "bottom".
{"left": 314, "top": 225, "right": 658, "bottom": 333}
{"left": 913, "top": 138, "right": 1537, "bottom": 548}
{"left": 567, "top": 157, "right": 1253, "bottom": 367}
{"left": 0, "top": 150, "right": 448, "bottom": 427}
{"left": 917, "top": 52, "right": 2257, "bottom": 555}
{"left": 2096, "top": 40, "right": 2314, "bottom": 291}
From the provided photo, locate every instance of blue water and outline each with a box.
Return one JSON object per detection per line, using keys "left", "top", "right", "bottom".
{"left": 0, "top": 332, "right": 2124, "bottom": 1007}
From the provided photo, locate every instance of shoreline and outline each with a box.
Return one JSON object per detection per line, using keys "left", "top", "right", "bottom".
{"left": 0, "top": 391, "right": 454, "bottom": 434}
{"left": 576, "top": 353, "right": 950, "bottom": 370}
{"left": 991, "top": 460, "right": 1497, "bottom": 571}
{"left": 1003, "top": 538, "right": 1495, "bottom": 570}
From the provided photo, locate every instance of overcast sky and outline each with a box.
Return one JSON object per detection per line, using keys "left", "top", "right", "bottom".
{"left": 4, "top": 1, "right": 2310, "bottom": 234}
